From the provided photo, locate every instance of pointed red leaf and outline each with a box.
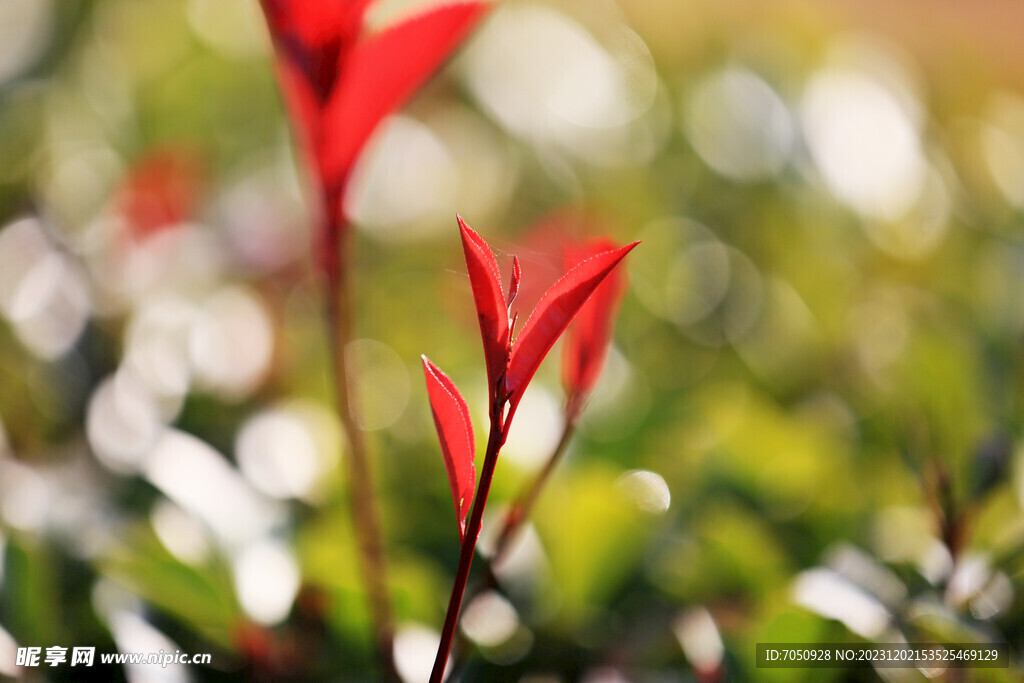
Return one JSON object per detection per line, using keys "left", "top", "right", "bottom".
{"left": 506, "top": 241, "right": 639, "bottom": 408}
{"left": 457, "top": 215, "right": 510, "bottom": 397}
{"left": 320, "top": 1, "right": 488, "bottom": 187}
{"left": 561, "top": 239, "right": 628, "bottom": 413}
{"left": 422, "top": 356, "right": 476, "bottom": 540}
{"left": 507, "top": 255, "right": 521, "bottom": 310}
{"left": 260, "top": 0, "right": 370, "bottom": 108}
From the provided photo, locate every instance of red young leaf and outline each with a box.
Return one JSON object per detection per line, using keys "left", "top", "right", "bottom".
{"left": 561, "top": 239, "right": 628, "bottom": 414}
{"left": 115, "top": 147, "right": 202, "bottom": 240}
{"left": 506, "top": 241, "right": 639, "bottom": 408}
{"left": 507, "top": 255, "right": 521, "bottom": 310}
{"left": 422, "top": 355, "right": 476, "bottom": 540}
{"left": 260, "top": 0, "right": 372, "bottom": 52}
{"left": 320, "top": 2, "right": 488, "bottom": 187}
{"left": 457, "top": 215, "right": 510, "bottom": 398}
{"left": 260, "top": 0, "right": 369, "bottom": 226}
{"left": 261, "top": 0, "right": 486, "bottom": 237}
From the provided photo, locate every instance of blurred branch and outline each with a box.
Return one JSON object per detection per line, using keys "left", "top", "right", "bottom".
{"left": 493, "top": 415, "right": 576, "bottom": 568}
{"left": 323, "top": 223, "right": 397, "bottom": 680}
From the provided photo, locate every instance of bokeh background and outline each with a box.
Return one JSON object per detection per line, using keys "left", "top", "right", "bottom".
{"left": 3, "top": 0, "right": 1024, "bottom": 680}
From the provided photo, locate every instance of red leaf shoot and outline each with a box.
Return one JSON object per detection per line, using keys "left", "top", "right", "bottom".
{"left": 422, "top": 355, "right": 477, "bottom": 541}
{"left": 320, "top": 2, "right": 488, "bottom": 188}
{"left": 457, "top": 215, "right": 511, "bottom": 401}
{"left": 261, "top": 0, "right": 488, "bottom": 232}
{"left": 505, "top": 241, "right": 639, "bottom": 410}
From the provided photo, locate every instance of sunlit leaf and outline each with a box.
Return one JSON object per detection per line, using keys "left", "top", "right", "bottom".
{"left": 506, "top": 241, "right": 639, "bottom": 409}
{"left": 507, "top": 255, "right": 521, "bottom": 310}
{"left": 320, "top": 2, "right": 488, "bottom": 187}
{"left": 422, "top": 355, "right": 477, "bottom": 540}
{"left": 457, "top": 215, "right": 511, "bottom": 399}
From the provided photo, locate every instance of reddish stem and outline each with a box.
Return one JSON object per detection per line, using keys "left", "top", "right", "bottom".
{"left": 322, "top": 219, "right": 397, "bottom": 680}
{"left": 429, "top": 404, "right": 506, "bottom": 682}
{"left": 445, "top": 413, "right": 576, "bottom": 677}
{"left": 491, "top": 415, "right": 575, "bottom": 566}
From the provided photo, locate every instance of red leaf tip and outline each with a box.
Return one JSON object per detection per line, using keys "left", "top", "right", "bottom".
{"left": 507, "top": 255, "right": 521, "bottom": 309}
{"left": 456, "top": 215, "right": 511, "bottom": 402}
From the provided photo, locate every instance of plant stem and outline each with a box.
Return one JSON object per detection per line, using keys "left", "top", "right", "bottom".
{"left": 429, "top": 406, "right": 506, "bottom": 683}
{"left": 322, "top": 224, "right": 396, "bottom": 679}
{"left": 491, "top": 416, "right": 575, "bottom": 566}
{"left": 445, "top": 415, "right": 576, "bottom": 677}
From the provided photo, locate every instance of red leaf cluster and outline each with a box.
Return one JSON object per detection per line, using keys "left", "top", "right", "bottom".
{"left": 423, "top": 216, "right": 637, "bottom": 539}
{"left": 260, "top": 0, "right": 488, "bottom": 234}
{"left": 505, "top": 239, "right": 637, "bottom": 412}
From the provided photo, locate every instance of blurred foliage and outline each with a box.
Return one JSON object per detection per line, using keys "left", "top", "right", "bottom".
{"left": 2, "top": 0, "right": 1024, "bottom": 681}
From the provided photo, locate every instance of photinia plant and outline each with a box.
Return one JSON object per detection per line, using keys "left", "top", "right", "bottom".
{"left": 258, "top": 1, "right": 487, "bottom": 675}
{"left": 482, "top": 235, "right": 631, "bottom": 572}
{"left": 422, "top": 216, "right": 638, "bottom": 681}
{"left": 442, "top": 232, "right": 633, "bottom": 675}
{"left": 259, "top": 0, "right": 487, "bottom": 269}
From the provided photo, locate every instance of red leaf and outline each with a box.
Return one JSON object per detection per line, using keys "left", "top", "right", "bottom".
{"left": 457, "top": 215, "right": 510, "bottom": 399}
{"left": 260, "top": 0, "right": 372, "bottom": 50}
{"left": 422, "top": 355, "right": 476, "bottom": 540}
{"left": 561, "top": 239, "right": 628, "bottom": 414}
{"left": 506, "top": 255, "right": 521, "bottom": 310}
{"left": 260, "top": 0, "right": 370, "bottom": 108}
{"left": 320, "top": 1, "right": 488, "bottom": 187}
{"left": 506, "top": 241, "right": 639, "bottom": 409}
{"left": 115, "top": 147, "right": 202, "bottom": 240}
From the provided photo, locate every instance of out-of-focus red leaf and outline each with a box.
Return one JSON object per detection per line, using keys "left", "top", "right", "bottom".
{"left": 457, "top": 215, "right": 510, "bottom": 398}
{"left": 261, "top": 0, "right": 486, "bottom": 252}
{"left": 505, "top": 209, "right": 595, "bottom": 319}
{"left": 422, "top": 355, "right": 476, "bottom": 540}
{"left": 561, "top": 238, "right": 628, "bottom": 415}
{"left": 234, "top": 621, "right": 275, "bottom": 666}
{"left": 260, "top": 0, "right": 370, "bottom": 105}
{"left": 320, "top": 1, "right": 488, "bottom": 186}
{"left": 260, "top": 0, "right": 372, "bottom": 50}
{"left": 115, "top": 148, "right": 202, "bottom": 240}
{"left": 506, "top": 241, "right": 639, "bottom": 408}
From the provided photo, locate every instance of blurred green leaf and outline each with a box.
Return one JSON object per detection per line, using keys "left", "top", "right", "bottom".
{"left": 99, "top": 526, "right": 239, "bottom": 650}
